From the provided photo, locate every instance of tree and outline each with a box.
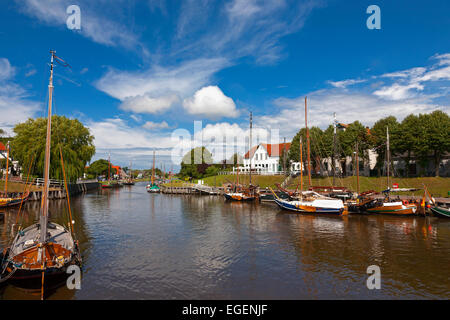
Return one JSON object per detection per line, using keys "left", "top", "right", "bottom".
{"left": 11, "top": 115, "right": 95, "bottom": 182}
{"left": 416, "top": 110, "right": 450, "bottom": 177}
{"left": 396, "top": 114, "right": 420, "bottom": 177}
{"left": 179, "top": 147, "right": 213, "bottom": 179}
{"left": 370, "top": 116, "right": 400, "bottom": 176}
{"left": 0, "top": 128, "right": 5, "bottom": 137}
{"left": 86, "top": 159, "right": 110, "bottom": 177}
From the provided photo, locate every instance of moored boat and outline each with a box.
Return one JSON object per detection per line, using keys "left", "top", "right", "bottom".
{"left": 0, "top": 51, "right": 82, "bottom": 297}
{"left": 0, "top": 192, "right": 30, "bottom": 208}
{"left": 430, "top": 206, "right": 450, "bottom": 218}
{"left": 365, "top": 199, "right": 417, "bottom": 215}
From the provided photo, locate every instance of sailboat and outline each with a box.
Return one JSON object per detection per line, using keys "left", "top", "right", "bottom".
{"left": 224, "top": 112, "right": 258, "bottom": 201}
{"left": 101, "top": 153, "right": 122, "bottom": 188}
{"left": 272, "top": 97, "right": 346, "bottom": 215}
{"left": 365, "top": 127, "right": 417, "bottom": 215}
{"left": 146, "top": 150, "right": 160, "bottom": 193}
{"left": 0, "top": 142, "right": 30, "bottom": 208}
{"left": 122, "top": 161, "right": 135, "bottom": 185}
{"left": 0, "top": 51, "right": 81, "bottom": 294}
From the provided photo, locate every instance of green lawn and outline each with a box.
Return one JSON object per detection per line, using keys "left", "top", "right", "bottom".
{"left": 201, "top": 175, "right": 450, "bottom": 198}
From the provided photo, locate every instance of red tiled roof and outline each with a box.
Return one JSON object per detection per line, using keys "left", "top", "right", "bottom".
{"left": 244, "top": 143, "right": 291, "bottom": 159}
{"left": 0, "top": 142, "right": 6, "bottom": 152}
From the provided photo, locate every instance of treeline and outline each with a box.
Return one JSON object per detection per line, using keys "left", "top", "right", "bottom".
{"left": 287, "top": 110, "right": 449, "bottom": 177}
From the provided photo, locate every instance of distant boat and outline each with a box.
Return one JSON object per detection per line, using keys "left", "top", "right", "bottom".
{"left": 101, "top": 153, "right": 123, "bottom": 188}
{"left": 364, "top": 128, "right": 417, "bottom": 216}
{"left": 0, "top": 51, "right": 81, "bottom": 296}
{"left": 0, "top": 142, "right": 30, "bottom": 208}
{"left": 122, "top": 161, "right": 135, "bottom": 185}
{"left": 0, "top": 192, "right": 30, "bottom": 208}
{"left": 272, "top": 189, "right": 346, "bottom": 215}
{"left": 146, "top": 150, "right": 160, "bottom": 193}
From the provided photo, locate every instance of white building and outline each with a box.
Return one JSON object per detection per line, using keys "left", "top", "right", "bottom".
{"left": 233, "top": 143, "right": 291, "bottom": 174}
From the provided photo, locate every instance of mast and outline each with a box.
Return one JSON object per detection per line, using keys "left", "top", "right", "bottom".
{"left": 108, "top": 152, "right": 111, "bottom": 182}
{"left": 283, "top": 137, "right": 286, "bottom": 174}
{"left": 386, "top": 126, "right": 390, "bottom": 190}
{"left": 151, "top": 150, "right": 155, "bottom": 185}
{"left": 356, "top": 140, "right": 360, "bottom": 194}
{"left": 305, "top": 97, "right": 311, "bottom": 186}
{"left": 4, "top": 141, "right": 9, "bottom": 193}
{"left": 300, "top": 136, "right": 303, "bottom": 199}
{"left": 332, "top": 113, "right": 337, "bottom": 186}
{"left": 249, "top": 111, "right": 252, "bottom": 185}
{"left": 39, "top": 50, "right": 55, "bottom": 244}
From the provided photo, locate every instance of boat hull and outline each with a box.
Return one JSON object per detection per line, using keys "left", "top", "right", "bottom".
{"left": 274, "top": 198, "right": 344, "bottom": 215}
{"left": 0, "top": 192, "right": 30, "bottom": 208}
{"left": 224, "top": 193, "right": 256, "bottom": 201}
{"left": 366, "top": 202, "right": 417, "bottom": 215}
{"left": 431, "top": 206, "right": 450, "bottom": 218}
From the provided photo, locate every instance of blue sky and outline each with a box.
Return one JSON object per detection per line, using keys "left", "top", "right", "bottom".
{"left": 0, "top": 0, "right": 449, "bottom": 170}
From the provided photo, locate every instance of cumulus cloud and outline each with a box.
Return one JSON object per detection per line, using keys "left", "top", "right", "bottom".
{"left": 120, "top": 94, "right": 179, "bottom": 114}
{"left": 0, "top": 58, "right": 15, "bottom": 81}
{"left": 95, "top": 58, "right": 230, "bottom": 116}
{"left": 142, "top": 120, "right": 170, "bottom": 130}
{"left": 183, "top": 86, "right": 239, "bottom": 119}
{"left": 0, "top": 58, "right": 40, "bottom": 131}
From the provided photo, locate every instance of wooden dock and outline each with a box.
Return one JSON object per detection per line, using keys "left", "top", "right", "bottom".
{"left": 160, "top": 184, "right": 224, "bottom": 195}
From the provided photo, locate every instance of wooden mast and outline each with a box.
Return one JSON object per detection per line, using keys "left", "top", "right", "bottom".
{"left": 300, "top": 136, "right": 303, "bottom": 199}
{"left": 356, "top": 140, "right": 360, "bottom": 194}
{"left": 305, "top": 97, "right": 311, "bottom": 187}
{"left": 108, "top": 152, "right": 111, "bottom": 182}
{"left": 386, "top": 126, "right": 390, "bottom": 197}
{"left": 4, "top": 141, "right": 9, "bottom": 193}
{"left": 249, "top": 111, "right": 252, "bottom": 185}
{"left": 39, "top": 50, "right": 55, "bottom": 245}
{"left": 332, "top": 113, "right": 337, "bottom": 187}
{"left": 151, "top": 150, "right": 155, "bottom": 185}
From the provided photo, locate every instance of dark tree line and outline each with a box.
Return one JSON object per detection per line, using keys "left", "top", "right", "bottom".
{"left": 287, "top": 110, "right": 449, "bottom": 177}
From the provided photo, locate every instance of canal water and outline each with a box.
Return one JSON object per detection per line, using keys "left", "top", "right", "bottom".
{"left": 0, "top": 182, "right": 449, "bottom": 300}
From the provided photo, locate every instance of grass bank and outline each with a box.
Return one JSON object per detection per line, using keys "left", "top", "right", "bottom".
{"left": 201, "top": 175, "right": 450, "bottom": 198}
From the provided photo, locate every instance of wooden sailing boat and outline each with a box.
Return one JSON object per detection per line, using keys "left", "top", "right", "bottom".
{"left": 365, "top": 127, "right": 417, "bottom": 215}
{"left": 0, "top": 142, "right": 30, "bottom": 208}
{"left": 272, "top": 97, "right": 346, "bottom": 215}
{"left": 0, "top": 51, "right": 81, "bottom": 294}
{"left": 101, "top": 153, "right": 122, "bottom": 188}
{"left": 122, "top": 161, "right": 135, "bottom": 185}
{"left": 423, "top": 185, "right": 449, "bottom": 218}
{"left": 146, "top": 150, "right": 160, "bottom": 193}
{"left": 224, "top": 112, "right": 258, "bottom": 201}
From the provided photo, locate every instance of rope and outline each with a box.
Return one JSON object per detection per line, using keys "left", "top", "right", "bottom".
{"left": 0, "top": 266, "right": 17, "bottom": 283}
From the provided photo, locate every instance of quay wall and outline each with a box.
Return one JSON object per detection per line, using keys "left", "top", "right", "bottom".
{"left": 27, "top": 181, "right": 99, "bottom": 201}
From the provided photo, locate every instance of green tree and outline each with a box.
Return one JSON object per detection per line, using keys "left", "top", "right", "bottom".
{"left": 396, "top": 114, "right": 420, "bottom": 177}
{"left": 370, "top": 116, "right": 400, "bottom": 176}
{"left": 11, "top": 115, "right": 95, "bottom": 182}
{"left": 87, "top": 159, "right": 110, "bottom": 177}
{"left": 415, "top": 110, "right": 450, "bottom": 177}
{"left": 179, "top": 147, "right": 213, "bottom": 179}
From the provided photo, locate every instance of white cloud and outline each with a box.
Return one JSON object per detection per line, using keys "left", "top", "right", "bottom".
{"left": 373, "top": 83, "right": 424, "bottom": 100}
{"left": 183, "top": 86, "right": 238, "bottom": 119}
{"left": 328, "top": 79, "right": 366, "bottom": 89}
{"left": 0, "top": 58, "right": 40, "bottom": 131}
{"left": 0, "top": 58, "right": 15, "bottom": 81}
{"left": 120, "top": 94, "right": 179, "bottom": 114}
{"left": 95, "top": 58, "right": 230, "bottom": 116}
{"left": 142, "top": 121, "right": 170, "bottom": 130}
{"left": 18, "top": 0, "right": 143, "bottom": 51}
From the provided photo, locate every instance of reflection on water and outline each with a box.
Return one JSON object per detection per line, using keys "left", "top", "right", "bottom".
{"left": 0, "top": 182, "right": 449, "bottom": 300}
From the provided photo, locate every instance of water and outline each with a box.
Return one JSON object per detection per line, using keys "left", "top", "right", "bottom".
{"left": 1, "top": 182, "right": 449, "bottom": 300}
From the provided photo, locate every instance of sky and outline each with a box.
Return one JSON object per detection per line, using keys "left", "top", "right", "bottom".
{"left": 0, "top": 0, "right": 449, "bottom": 171}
